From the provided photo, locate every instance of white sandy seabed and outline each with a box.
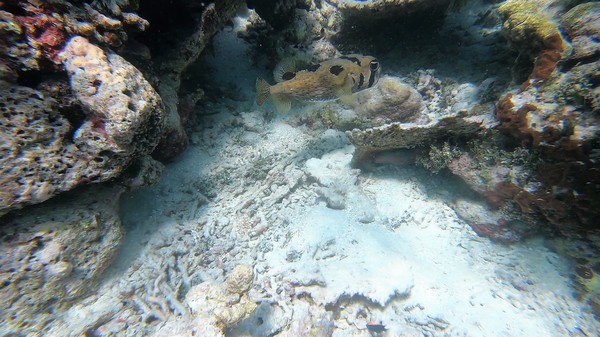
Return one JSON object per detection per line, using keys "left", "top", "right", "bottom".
{"left": 52, "top": 20, "right": 599, "bottom": 336}
{"left": 111, "top": 101, "right": 598, "bottom": 337}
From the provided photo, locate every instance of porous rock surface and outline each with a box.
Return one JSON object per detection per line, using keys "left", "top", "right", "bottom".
{"left": 0, "top": 184, "right": 125, "bottom": 336}
{"left": 0, "top": 0, "right": 148, "bottom": 71}
{"left": 354, "top": 75, "right": 425, "bottom": 125}
{"left": 345, "top": 115, "right": 486, "bottom": 165}
{"left": 0, "top": 36, "right": 164, "bottom": 216}
{"left": 560, "top": 2, "right": 600, "bottom": 61}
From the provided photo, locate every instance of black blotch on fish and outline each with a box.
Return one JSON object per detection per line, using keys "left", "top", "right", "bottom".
{"left": 368, "top": 69, "right": 376, "bottom": 87}
{"left": 340, "top": 55, "right": 361, "bottom": 65}
{"left": 370, "top": 59, "right": 380, "bottom": 70}
{"left": 358, "top": 73, "right": 365, "bottom": 87}
{"left": 329, "top": 65, "right": 344, "bottom": 76}
{"left": 307, "top": 64, "right": 320, "bottom": 72}
{"left": 282, "top": 72, "right": 296, "bottom": 80}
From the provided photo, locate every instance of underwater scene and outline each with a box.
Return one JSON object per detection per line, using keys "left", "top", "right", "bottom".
{"left": 1, "top": 0, "right": 600, "bottom": 336}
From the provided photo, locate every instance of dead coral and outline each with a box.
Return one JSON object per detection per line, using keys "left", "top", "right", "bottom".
{"left": 497, "top": 0, "right": 569, "bottom": 89}
{"left": 0, "top": 0, "right": 149, "bottom": 72}
{"left": 0, "top": 185, "right": 124, "bottom": 335}
{"left": 416, "top": 142, "right": 462, "bottom": 173}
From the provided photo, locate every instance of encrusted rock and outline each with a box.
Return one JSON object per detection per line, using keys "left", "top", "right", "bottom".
{"left": 561, "top": 2, "right": 600, "bottom": 61}
{"left": 151, "top": 0, "right": 245, "bottom": 161}
{"left": 0, "top": 36, "right": 164, "bottom": 216}
{"left": 0, "top": 0, "right": 149, "bottom": 72}
{"left": 0, "top": 184, "right": 125, "bottom": 336}
{"left": 226, "top": 264, "right": 254, "bottom": 295}
{"left": 345, "top": 115, "right": 485, "bottom": 166}
{"left": 354, "top": 75, "right": 425, "bottom": 125}
{"left": 493, "top": 53, "right": 600, "bottom": 228}
{"left": 497, "top": 0, "right": 570, "bottom": 87}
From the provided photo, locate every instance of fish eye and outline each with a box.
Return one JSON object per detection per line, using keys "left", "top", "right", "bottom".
{"left": 369, "top": 60, "right": 379, "bottom": 70}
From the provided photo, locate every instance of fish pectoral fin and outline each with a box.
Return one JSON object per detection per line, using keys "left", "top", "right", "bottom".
{"left": 272, "top": 94, "right": 292, "bottom": 113}
{"left": 338, "top": 93, "right": 356, "bottom": 107}
{"left": 274, "top": 58, "right": 297, "bottom": 83}
{"left": 336, "top": 87, "right": 356, "bottom": 107}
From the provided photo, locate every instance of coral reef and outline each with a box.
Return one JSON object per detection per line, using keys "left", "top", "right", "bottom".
{"left": 310, "top": 76, "right": 425, "bottom": 131}
{"left": 561, "top": 2, "right": 600, "bottom": 62}
{"left": 0, "top": 0, "right": 148, "bottom": 71}
{"left": 151, "top": 0, "right": 245, "bottom": 161}
{"left": 0, "top": 184, "right": 125, "bottom": 336}
{"left": 494, "top": 67, "right": 600, "bottom": 228}
{"left": 0, "top": 35, "right": 164, "bottom": 216}
{"left": 497, "top": 0, "right": 570, "bottom": 88}
{"left": 345, "top": 115, "right": 485, "bottom": 167}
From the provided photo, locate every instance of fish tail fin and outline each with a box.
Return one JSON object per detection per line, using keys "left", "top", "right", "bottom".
{"left": 272, "top": 94, "right": 292, "bottom": 113}
{"left": 256, "top": 78, "right": 271, "bottom": 106}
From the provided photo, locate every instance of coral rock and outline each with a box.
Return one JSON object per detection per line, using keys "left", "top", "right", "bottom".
{"left": 346, "top": 115, "right": 484, "bottom": 166}
{"left": 0, "top": 185, "right": 124, "bottom": 335}
{"left": 354, "top": 75, "right": 425, "bottom": 125}
{"left": 226, "top": 265, "right": 254, "bottom": 295}
{"left": 186, "top": 280, "right": 257, "bottom": 328}
{"left": 0, "top": 36, "right": 164, "bottom": 217}
{"left": 561, "top": 2, "right": 600, "bottom": 61}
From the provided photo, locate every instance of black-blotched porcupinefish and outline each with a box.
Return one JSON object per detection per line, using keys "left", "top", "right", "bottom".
{"left": 255, "top": 54, "right": 381, "bottom": 113}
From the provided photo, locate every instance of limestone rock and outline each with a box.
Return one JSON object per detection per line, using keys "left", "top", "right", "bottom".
{"left": 354, "top": 75, "right": 425, "bottom": 125}
{"left": 60, "top": 36, "right": 165, "bottom": 163}
{"left": 0, "top": 36, "right": 164, "bottom": 216}
{"left": 345, "top": 115, "right": 485, "bottom": 166}
{"left": 226, "top": 264, "right": 254, "bottom": 295}
{"left": 152, "top": 0, "right": 245, "bottom": 161}
{"left": 561, "top": 2, "right": 600, "bottom": 61}
{"left": 0, "top": 184, "right": 125, "bottom": 336}
{"left": 0, "top": 82, "right": 70, "bottom": 216}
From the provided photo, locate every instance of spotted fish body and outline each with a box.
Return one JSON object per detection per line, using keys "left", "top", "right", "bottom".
{"left": 256, "top": 54, "right": 381, "bottom": 113}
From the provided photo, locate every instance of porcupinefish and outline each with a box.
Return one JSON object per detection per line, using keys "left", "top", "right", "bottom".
{"left": 255, "top": 54, "right": 381, "bottom": 113}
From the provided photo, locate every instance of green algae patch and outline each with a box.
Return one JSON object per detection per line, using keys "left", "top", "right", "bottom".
{"left": 498, "top": 0, "right": 562, "bottom": 54}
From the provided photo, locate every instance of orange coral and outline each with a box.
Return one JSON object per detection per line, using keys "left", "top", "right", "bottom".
{"left": 496, "top": 94, "right": 543, "bottom": 146}
{"left": 521, "top": 32, "right": 566, "bottom": 90}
